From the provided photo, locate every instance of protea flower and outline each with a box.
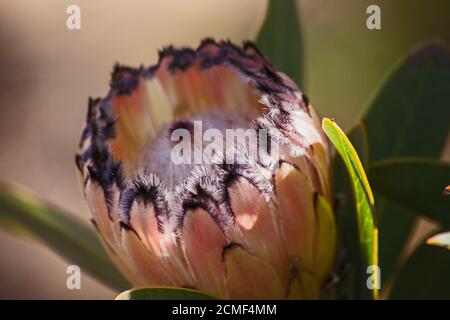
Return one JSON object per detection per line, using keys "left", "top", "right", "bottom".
{"left": 75, "top": 39, "right": 336, "bottom": 299}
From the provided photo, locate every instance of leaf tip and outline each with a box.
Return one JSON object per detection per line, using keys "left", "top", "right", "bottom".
{"left": 426, "top": 232, "right": 450, "bottom": 250}
{"left": 443, "top": 185, "right": 450, "bottom": 196}
{"left": 408, "top": 40, "right": 450, "bottom": 65}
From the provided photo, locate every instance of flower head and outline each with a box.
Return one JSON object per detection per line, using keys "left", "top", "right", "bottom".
{"left": 76, "top": 39, "right": 335, "bottom": 299}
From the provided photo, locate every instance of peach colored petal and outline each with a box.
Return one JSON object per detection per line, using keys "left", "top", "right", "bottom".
{"left": 183, "top": 208, "right": 228, "bottom": 298}
{"left": 224, "top": 245, "right": 284, "bottom": 299}
{"left": 275, "top": 163, "right": 317, "bottom": 270}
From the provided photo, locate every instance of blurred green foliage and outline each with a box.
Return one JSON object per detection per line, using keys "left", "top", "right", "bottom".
{"left": 300, "top": 0, "right": 450, "bottom": 130}
{"left": 0, "top": 182, "right": 130, "bottom": 291}
{"left": 257, "top": 0, "right": 303, "bottom": 87}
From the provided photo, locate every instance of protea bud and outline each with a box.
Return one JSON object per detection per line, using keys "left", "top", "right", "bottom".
{"left": 76, "top": 39, "right": 336, "bottom": 299}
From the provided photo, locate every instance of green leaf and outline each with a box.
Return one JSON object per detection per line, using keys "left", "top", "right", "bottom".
{"left": 375, "top": 198, "right": 415, "bottom": 289}
{"left": 322, "top": 118, "right": 379, "bottom": 299}
{"left": 116, "top": 287, "right": 216, "bottom": 300}
{"left": 0, "top": 182, "right": 130, "bottom": 291}
{"left": 256, "top": 0, "right": 303, "bottom": 87}
{"left": 427, "top": 231, "right": 450, "bottom": 250}
{"left": 333, "top": 123, "right": 370, "bottom": 299}
{"left": 363, "top": 41, "right": 450, "bottom": 288}
{"left": 348, "top": 122, "right": 369, "bottom": 170}
{"left": 364, "top": 41, "right": 450, "bottom": 161}
{"left": 390, "top": 240, "right": 450, "bottom": 299}
{"left": 370, "top": 158, "right": 450, "bottom": 225}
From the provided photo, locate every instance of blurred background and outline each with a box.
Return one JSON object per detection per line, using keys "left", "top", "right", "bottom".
{"left": 0, "top": 0, "right": 449, "bottom": 299}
